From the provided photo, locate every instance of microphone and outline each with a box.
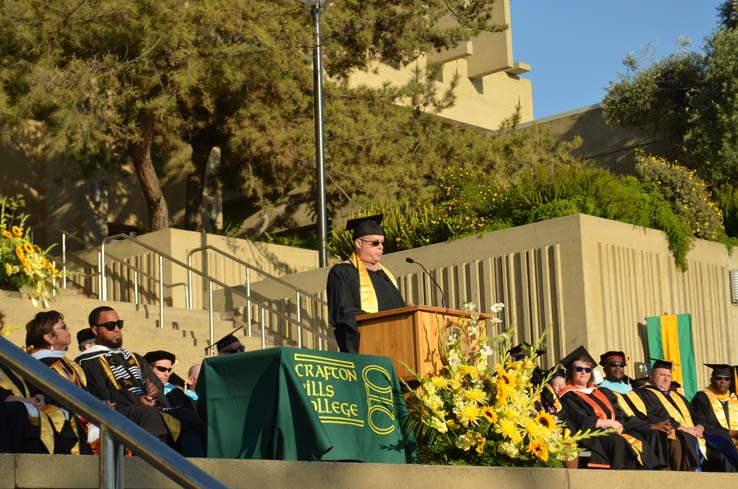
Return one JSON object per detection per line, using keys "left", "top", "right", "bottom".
{"left": 405, "top": 257, "right": 448, "bottom": 309}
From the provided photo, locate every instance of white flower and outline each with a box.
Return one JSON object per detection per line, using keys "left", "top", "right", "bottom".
{"left": 462, "top": 302, "right": 477, "bottom": 312}
{"left": 467, "top": 324, "right": 478, "bottom": 337}
{"left": 479, "top": 344, "right": 493, "bottom": 356}
{"left": 490, "top": 303, "right": 505, "bottom": 313}
{"left": 448, "top": 351, "right": 461, "bottom": 368}
{"left": 487, "top": 317, "right": 503, "bottom": 324}
{"left": 499, "top": 441, "right": 520, "bottom": 458}
{"left": 448, "top": 332, "right": 459, "bottom": 345}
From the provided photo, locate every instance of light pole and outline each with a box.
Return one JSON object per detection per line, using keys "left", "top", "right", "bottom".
{"left": 304, "top": 0, "right": 329, "bottom": 267}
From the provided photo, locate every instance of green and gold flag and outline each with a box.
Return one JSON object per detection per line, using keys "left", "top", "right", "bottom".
{"left": 645, "top": 313, "right": 698, "bottom": 400}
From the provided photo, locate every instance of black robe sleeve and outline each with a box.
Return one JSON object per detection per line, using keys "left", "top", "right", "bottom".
{"left": 326, "top": 263, "right": 364, "bottom": 334}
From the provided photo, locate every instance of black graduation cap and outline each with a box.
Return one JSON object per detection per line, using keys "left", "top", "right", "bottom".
{"left": 144, "top": 350, "right": 176, "bottom": 365}
{"left": 215, "top": 334, "right": 241, "bottom": 353}
{"left": 547, "top": 365, "right": 566, "bottom": 379}
{"left": 508, "top": 342, "right": 546, "bottom": 361}
{"left": 346, "top": 214, "right": 384, "bottom": 240}
{"left": 560, "top": 345, "right": 596, "bottom": 370}
{"left": 651, "top": 359, "right": 673, "bottom": 370}
{"left": 599, "top": 351, "right": 627, "bottom": 367}
{"left": 76, "top": 328, "right": 95, "bottom": 348}
{"left": 203, "top": 325, "right": 246, "bottom": 354}
{"left": 705, "top": 363, "right": 733, "bottom": 378}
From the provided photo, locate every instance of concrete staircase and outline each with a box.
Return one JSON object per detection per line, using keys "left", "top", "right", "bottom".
{"left": 0, "top": 289, "right": 264, "bottom": 372}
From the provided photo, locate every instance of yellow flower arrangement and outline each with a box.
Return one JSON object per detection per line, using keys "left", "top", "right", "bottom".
{"left": 1, "top": 195, "right": 63, "bottom": 307}
{"left": 403, "top": 302, "right": 600, "bottom": 467}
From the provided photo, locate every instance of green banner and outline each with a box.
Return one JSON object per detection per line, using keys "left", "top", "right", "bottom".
{"left": 197, "top": 347, "right": 416, "bottom": 463}
{"left": 645, "top": 313, "right": 698, "bottom": 399}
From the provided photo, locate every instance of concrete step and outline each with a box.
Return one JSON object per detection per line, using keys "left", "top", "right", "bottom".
{"left": 0, "top": 293, "right": 242, "bottom": 371}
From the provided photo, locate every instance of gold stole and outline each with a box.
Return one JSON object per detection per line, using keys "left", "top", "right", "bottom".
{"left": 0, "top": 367, "right": 60, "bottom": 454}
{"left": 703, "top": 388, "right": 738, "bottom": 448}
{"left": 645, "top": 386, "right": 707, "bottom": 457}
{"left": 348, "top": 253, "right": 398, "bottom": 314}
{"left": 613, "top": 390, "right": 648, "bottom": 418}
{"left": 97, "top": 354, "right": 181, "bottom": 441}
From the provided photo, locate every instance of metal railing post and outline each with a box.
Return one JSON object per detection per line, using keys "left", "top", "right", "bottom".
{"left": 246, "top": 268, "right": 253, "bottom": 337}
{"left": 208, "top": 279, "right": 214, "bottom": 356}
{"left": 296, "top": 291, "right": 303, "bottom": 348}
{"left": 260, "top": 307, "right": 266, "bottom": 349}
{"left": 158, "top": 255, "right": 165, "bottom": 328}
{"left": 97, "top": 251, "right": 103, "bottom": 300}
{"left": 133, "top": 270, "right": 139, "bottom": 310}
{"left": 99, "top": 424, "right": 118, "bottom": 489}
{"left": 61, "top": 232, "right": 67, "bottom": 289}
{"left": 187, "top": 253, "right": 193, "bottom": 310}
{"left": 101, "top": 241, "right": 107, "bottom": 300}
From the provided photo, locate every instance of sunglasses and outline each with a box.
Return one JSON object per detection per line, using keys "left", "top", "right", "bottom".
{"left": 153, "top": 365, "right": 172, "bottom": 373}
{"left": 360, "top": 239, "right": 384, "bottom": 247}
{"left": 713, "top": 375, "right": 731, "bottom": 381}
{"left": 574, "top": 366, "right": 593, "bottom": 373}
{"left": 95, "top": 320, "right": 124, "bottom": 331}
{"left": 221, "top": 345, "right": 245, "bottom": 354}
{"left": 607, "top": 362, "right": 625, "bottom": 368}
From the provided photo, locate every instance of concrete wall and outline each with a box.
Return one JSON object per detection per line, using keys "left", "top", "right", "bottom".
{"left": 1, "top": 454, "right": 736, "bottom": 489}
{"left": 349, "top": 0, "right": 533, "bottom": 131}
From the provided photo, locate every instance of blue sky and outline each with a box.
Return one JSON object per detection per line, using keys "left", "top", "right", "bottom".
{"left": 510, "top": 1, "right": 724, "bottom": 120}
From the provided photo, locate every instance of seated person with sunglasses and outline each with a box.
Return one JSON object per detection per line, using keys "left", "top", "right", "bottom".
{"left": 327, "top": 218, "right": 405, "bottom": 353}
{"left": 557, "top": 346, "right": 649, "bottom": 470}
{"left": 688, "top": 364, "right": 738, "bottom": 472}
{"left": 76, "top": 306, "right": 204, "bottom": 457}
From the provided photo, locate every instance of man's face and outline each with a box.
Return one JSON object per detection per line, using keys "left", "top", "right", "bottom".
{"left": 218, "top": 340, "right": 244, "bottom": 356}
{"left": 150, "top": 359, "right": 173, "bottom": 384}
{"left": 711, "top": 374, "right": 731, "bottom": 395}
{"left": 187, "top": 364, "right": 201, "bottom": 388}
{"left": 650, "top": 367, "right": 672, "bottom": 391}
{"left": 91, "top": 310, "right": 123, "bottom": 348}
{"left": 354, "top": 234, "right": 384, "bottom": 266}
{"left": 604, "top": 356, "right": 626, "bottom": 382}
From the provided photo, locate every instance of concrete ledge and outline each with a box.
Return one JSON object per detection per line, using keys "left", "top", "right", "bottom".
{"left": 3, "top": 454, "right": 737, "bottom": 489}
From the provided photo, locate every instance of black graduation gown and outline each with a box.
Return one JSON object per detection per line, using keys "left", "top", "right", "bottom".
{"left": 637, "top": 385, "right": 703, "bottom": 470}
{"left": 0, "top": 365, "right": 45, "bottom": 453}
{"left": 559, "top": 386, "right": 643, "bottom": 469}
{"left": 79, "top": 349, "right": 204, "bottom": 457}
{"left": 79, "top": 349, "right": 170, "bottom": 440}
{"left": 690, "top": 390, "right": 738, "bottom": 472}
{"left": 326, "top": 262, "right": 405, "bottom": 353}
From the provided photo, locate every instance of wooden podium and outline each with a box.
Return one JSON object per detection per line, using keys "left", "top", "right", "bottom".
{"left": 357, "top": 305, "right": 483, "bottom": 382}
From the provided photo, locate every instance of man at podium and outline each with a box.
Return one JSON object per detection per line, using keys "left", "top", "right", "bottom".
{"left": 327, "top": 216, "right": 405, "bottom": 353}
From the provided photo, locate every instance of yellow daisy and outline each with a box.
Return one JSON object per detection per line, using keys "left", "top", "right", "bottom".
{"left": 11, "top": 226, "right": 22, "bottom": 237}
{"left": 497, "top": 419, "right": 522, "bottom": 443}
{"left": 23, "top": 242, "right": 34, "bottom": 253}
{"left": 454, "top": 402, "right": 482, "bottom": 427}
{"left": 1, "top": 230, "right": 12, "bottom": 239}
{"left": 464, "top": 387, "right": 488, "bottom": 404}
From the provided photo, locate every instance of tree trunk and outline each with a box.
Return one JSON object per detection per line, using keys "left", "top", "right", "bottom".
{"left": 131, "top": 112, "right": 169, "bottom": 230}
{"left": 184, "top": 138, "right": 211, "bottom": 231}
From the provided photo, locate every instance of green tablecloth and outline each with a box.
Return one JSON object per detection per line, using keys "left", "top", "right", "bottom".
{"left": 196, "top": 347, "right": 416, "bottom": 463}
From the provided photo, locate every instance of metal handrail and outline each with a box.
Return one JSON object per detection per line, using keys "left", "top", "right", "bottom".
{"left": 0, "top": 337, "right": 227, "bottom": 489}
{"left": 100, "top": 233, "right": 336, "bottom": 351}
{"left": 29, "top": 224, "right": 335, "bottom": 351}
{"left": 187, "top": 245, "right": 329, "bottom": 348}
{"left": 187, "top": 245, "right": 328, "bottom": 308}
